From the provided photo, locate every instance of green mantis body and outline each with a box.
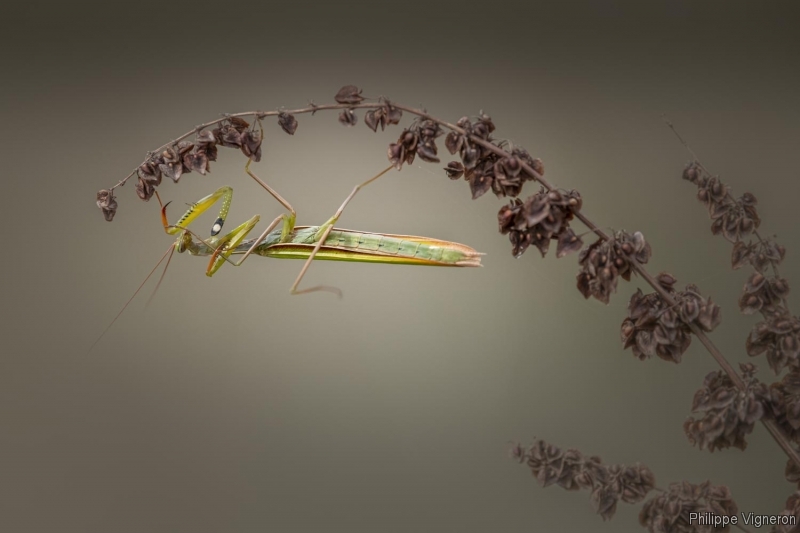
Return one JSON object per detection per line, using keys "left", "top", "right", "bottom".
{"left": 162, "top": 163, "right": 482, "bottom": 296}
{"left": 91, "top": 163, "right": 482, "bottom": 349}
{"left": 182, "top": 224, "right": 482, "bottom": 267}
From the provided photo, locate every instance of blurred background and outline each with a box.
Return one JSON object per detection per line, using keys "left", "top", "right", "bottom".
{"left": 2, "top": 1, "right": 799, "bottom": 531}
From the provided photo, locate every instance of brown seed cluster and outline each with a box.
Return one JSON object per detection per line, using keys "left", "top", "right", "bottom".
{"left": 443, "top": 117, "right": 542, "bottom": 200}
{"left": 577, "top": 230, "right": 651, "bottom": 304}
{"left": 766, "top": 369, "right": 800, "bottom": 446}
{"left": 683, "top": 160, "right": 797, "bottom": 377}
{"left": 684, "top": 162, "right": 761, "bottom": 242}
{"left": 497, "top": 188, "right": 583, "bottom": 258}
{"left": 680, "top": 155, "right": 800, "bottom": 480}
{"left": 387, "top": 118, "right": 444, "bottom": 168}
{"left": 772, "top": 492, "right": 800, "bottom": 533}
{"left": 746, "top": 309, "right": 800, "bottom": 376}
{"left": 732, "top": 238, "right": 786, "bottom": 273}
{"left": 684, "top": 363, "right": 768, "bottom": 452}
{"left": 739, "top": 272, "right": 790, "bottom": 316}
{"left": 96, "top": 112, "right": 297, "bottom": 221}
{"left": 365, "top": 102, "right": 402, "bottom": 132}
{"left": 620, "top": 274, "right": 721, "bottom": 363}
{"left": 510, "top": 439, "right": 655, "bottom": 521}
{"left": 639, "top": 481, "right": 739, "bottom": 533}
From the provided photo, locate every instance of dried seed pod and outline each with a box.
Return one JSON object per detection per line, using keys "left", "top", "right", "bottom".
{"left": 639, "top": 481, "right": 738, "bottom": 533}
{"left": 338, "top": 108, "right": 357, "bottom": 127}
{"left": 137, "top": 158, "right": 162, "bottom": 187}
{"left": 513, "top": 439, "right": 654, "bottom": 522}
{"left": 135, "top": 177, "right": 156, "bottom": 201}
{"left": 158, "top": 146, "right": 184, "bottom": 183}
{"left": 773, "top": 492, "right": 800, "bottom": 533}
{"left": 240, "top": 129, "right": 263, "bottom": 162}
{"left": 739, "top": 272, "right": 790, "bottom": 315}
{"left": 195, "top": 130, "right": 216, "bottom": 147}
{"left": 416, "top": 141, "right": 439, "bottom": 163}
{"left": 334, "top": 85, "right": 364, "bottom": 105}
{"left": 278, "top": 112, "right": 298, "bottom": 135}
{"left": 96, "top": 189, "right": 118, "bottom": 221}
{"left": 684, "top": 363, "right": 769, "bottom": 452}
{"left": 577, "top": 230, "right": 651, "bottom": 304}
{"left": 444, "top": 161, "right": 464, "bottom": 179}
{"left": 183, "top": 151, "right": 209, "bottom": 175}
{"left": 364, "top": 109, "right": 380, "bottom": 132}
{"left": 498, "top": 188, "right": 583, "bottom": 258}
{"left": 387, "top": 143, "right": 405, "bottom": 170}
{"left": 385, "top": 104, "right": 402, "bottom": 126}
{"left": 768, "top": 370, "right": 800, "bottom": 445}
{"left": 444, "top": 131, "right": 463, "bottom": 155}
{"left": 228, "top": 116, "right": 250, "bottom": 132}
{"left": 747, "top": 311, "right": 800, "bottom": 374}
{"left": 620, "top": 277, "right": 719, "bottom": 362}
{"left": 682, "top": 161, "right": 703, "bottom": 183}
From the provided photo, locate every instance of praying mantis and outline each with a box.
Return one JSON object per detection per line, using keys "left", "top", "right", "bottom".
{"left": 91, "top": 161, "right": 483, "bottom": 349}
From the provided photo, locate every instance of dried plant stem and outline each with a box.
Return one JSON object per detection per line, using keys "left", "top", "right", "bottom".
{"left": 664, "top": 119, "right": 791, "bottom": 309}
{"left": 114, "top": 101, "right": 800, "bottom": 467}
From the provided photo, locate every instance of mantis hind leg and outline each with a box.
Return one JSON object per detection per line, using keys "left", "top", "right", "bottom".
{"left": 289, "top": 165, "right": 396, "bottom": 297}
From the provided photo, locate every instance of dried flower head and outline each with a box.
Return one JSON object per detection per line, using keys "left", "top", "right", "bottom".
{"left": 739, "top": 272, "right": 790, "bottom": 315}
{"left": 747, "top": 309, "right": 800, "bottom": 374}
{"left": 512, "top": 439, "right": 655, "bottom": 521}
{"left": 639, "top": 481, "right": 739, "bottom": 533}
{"left": 621, "top": 276, "right": 720, "bottom": 363}
{"left": 498, "top": 188, "right": 583, "bottom": 258}
{"left": 772, "top": 492, "right": 800, "bottom": 533}
{"left": 577, "top": 230, "right": 651, "bottom": 304}
{"left": 683, "top": 363, "right": 769, "bottom": 452}
{"left": 766, "top": 369, "right": 800, "bottom": 446}
{"left": 731, "top": 238, "right": 786, "bottom": 273}
{"left": 687, "top": 161, "right": 761, "bottom": 243}
{"left": 387, "top": 120, "right": 443, "bottom": 170}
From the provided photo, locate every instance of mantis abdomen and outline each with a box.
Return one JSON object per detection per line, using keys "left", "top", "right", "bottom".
{"left": 239, "top": 226, "right": 482, "bottom": 267}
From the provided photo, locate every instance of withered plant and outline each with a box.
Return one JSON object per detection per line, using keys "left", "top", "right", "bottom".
{"left": 97, "top": 85, "right": 800, "bottom": 532}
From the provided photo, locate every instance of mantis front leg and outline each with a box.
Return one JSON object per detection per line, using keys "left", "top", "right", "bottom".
{"left": 162, "top": 160, "right": 301, "bottom": 276}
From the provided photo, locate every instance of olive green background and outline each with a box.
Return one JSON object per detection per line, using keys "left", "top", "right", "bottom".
{"left": 2, "top": 1, "right": 799, "bottom": 531}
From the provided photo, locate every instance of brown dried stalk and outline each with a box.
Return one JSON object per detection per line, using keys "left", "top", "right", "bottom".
{"left": 510, "top": 438, "right": 754, "bottom": 533}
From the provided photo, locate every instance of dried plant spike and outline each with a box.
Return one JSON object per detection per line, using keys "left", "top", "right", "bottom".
{"left": 512, "top": 439, "right": 655, "bottom": 522}
{"left": 639, "top": 481, "right": 739, "bottom": 533}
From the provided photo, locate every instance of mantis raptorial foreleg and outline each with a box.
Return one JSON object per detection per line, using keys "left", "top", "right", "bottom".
{"left": 162, "top": 161, "right": 396, "bottom": 293}
{"left": 161, "top": 159, "right": 301, "bottom": 276}
{"left": 288, "top": 164, "right": 396, "bottom": 296}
